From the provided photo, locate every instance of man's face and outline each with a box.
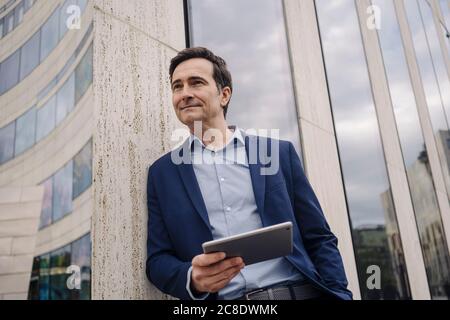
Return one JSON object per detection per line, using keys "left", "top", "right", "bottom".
{"left": 171, "top": 58, "right": 231, "bottom": 128}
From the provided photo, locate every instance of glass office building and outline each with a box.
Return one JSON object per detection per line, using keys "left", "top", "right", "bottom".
{"left": 1, "top": 0, "right": 450, "bottom": 300}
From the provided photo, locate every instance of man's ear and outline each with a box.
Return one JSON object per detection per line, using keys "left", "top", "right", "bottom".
{"left": 220, "top": 86, "right": 232, "bottom": 106}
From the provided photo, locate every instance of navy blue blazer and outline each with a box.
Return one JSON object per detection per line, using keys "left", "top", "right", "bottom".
{"left": 146, "top": 133, "right": 353, "bottom": 300}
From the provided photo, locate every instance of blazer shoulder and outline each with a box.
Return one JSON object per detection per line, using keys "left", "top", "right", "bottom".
{"left": 148, "top": 147, "right": 181, "bottom": 177}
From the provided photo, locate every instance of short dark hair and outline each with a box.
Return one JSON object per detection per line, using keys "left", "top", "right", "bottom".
{"left": 169, "top": 47, "right": 233, "bottom": 118}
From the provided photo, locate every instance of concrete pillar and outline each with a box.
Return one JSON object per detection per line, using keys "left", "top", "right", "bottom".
{"left": 355, "top": 0, "right": 431, "bottom": 299}
{"left": 283, "top": 0, "right": 361, "bottom": 299}
{"left": 92, "top": 0, "right": 185, "bottom": 299}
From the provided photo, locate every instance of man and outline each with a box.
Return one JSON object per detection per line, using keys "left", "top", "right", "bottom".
{"left": 146, "top": 47, "right": 352, "bottom": 300}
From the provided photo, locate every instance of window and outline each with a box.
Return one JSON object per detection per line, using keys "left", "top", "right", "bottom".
{"left": 28, "top": 234, "right": 91, "bottom": 300}
{"left": 40, "top": 8, "right": 60, "bottom": 62}
{"left": 73, "top": 139, "right": 92, "bottom": 198}
{"left": 315, "top": 0, "right": 411, "bottom": 299}
{"left": 39, "top": 177, "right": 53, "bottom": 229}
{"left": 0, "top": 18, "right": 4, "bottom": 38}
{"left": 52, "top": 161, "right": 73, "bottom": 222}
{"left": 4, "top": 10, "right": 14, "bottom": 35}
{"left": 15, "top": 107, "right": 36, "bottom": 156}
{"left": 56, "top": 73, "right": 75, "bottom": 125}
{"left": 187, "top": 0, "right": 301, "bottom": 152}
{"left": 0, "top": 121, "right": 15, "bottom": 164}
{"left": 78, "top": 0, "right": 88, "bottom": 13}
{"left": 24, "top": 0, "right": 35, "bottom": 12}
{"left": 59, "top": 0, "right": 77, "bottom": 39}
{"left": 0, "top": 49, "right": 20, "bottom": 94}
{"left": 36, "top": 95, "right": 56, "bottom": 141}
{"left": 75, "top": 44, "right": 93, "bottom": 103}
{"left": 70, "top": 234, "right": 91, "bottom": 299}
{"left": 20, "top": 30, "right": 41, "bottom": 80}
{"left": 49, "top": 245, "right": 71, "bottom": 300}
{"left": 14, "top": 1, "right": 24, "bottom": 27}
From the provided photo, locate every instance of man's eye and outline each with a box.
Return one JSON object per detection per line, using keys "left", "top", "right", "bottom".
{"left": 173, "top": 85, "right": 181, "bottom": 91}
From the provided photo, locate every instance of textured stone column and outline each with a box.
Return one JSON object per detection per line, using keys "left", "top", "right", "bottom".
{"left": 92, "top": 0, "right": 185, "bottom": 299}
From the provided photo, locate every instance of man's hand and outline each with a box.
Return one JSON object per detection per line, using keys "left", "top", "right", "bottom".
{"left": 191, "top": 252, "right": 245, "bottom": 294}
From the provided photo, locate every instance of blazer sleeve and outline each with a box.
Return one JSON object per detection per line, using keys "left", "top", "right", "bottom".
{"left": 146, "top": 166, "right": 192, "bottom": 300}
{"left": 287, "top": 142, "right": 352, "bottom": 299}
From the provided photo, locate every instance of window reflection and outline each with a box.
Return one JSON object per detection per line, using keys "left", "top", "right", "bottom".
{"left": 0, "top": 49, "right": 20, "bottom": 93}
{"left": 374, "top": 0, "right": 450, "bottom": 299}
{"left": 15, "top": 106, "right": 36, "bottom": 156}
{"left": 28, "top": 234, "right": 91, "bottom": 300}
{"left": 56, "top": 73, "right": 75, "bottom": 125}
{"left": 405, "top": 0, "right": 450, "bottom": 195}
{"left": 40, "top": 8, "right": 60, "bottom": 62}
{"left": 19, "top": 30, "right": 40, "bottom": 80}
{"left": 73, "top": 139, "right": 92, "bottom": 199}
{"left": 50, "top": 245, "right": 71, "bottom": 300}
{"left": 52, "top": 161, "right": 73, "bottom": 222}
{"left": 75, "top": 44, "right": 93, "bottom": 103}
{"left": 70, "top": 234, "right": 91, "bottom": 300}
{"left": 315, "top": 0, "right": 411, "bottom": 299}
{"left": 36, "top": 95, "right": 56, "bottom": 141}
{"left": 39, "top": 177, "right": 53, "bottom": 229}
{"left": 187, "top": 0, "right": 301, "bottom": 153}
{"left": 0, "top": 121, "right": 15, "bottom": 164}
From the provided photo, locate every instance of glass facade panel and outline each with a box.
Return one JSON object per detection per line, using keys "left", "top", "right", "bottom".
{"left": 49, "top": 245, "right": 71, "bottom": 300}
{"left": 14, "top": 1, "right": 24, "bottom": 27}
{"left": 187, "top": 0, "right": 301, "bottom": 152}
{"left": 39, "top": 254, "right": 50, "bottom": 300}
{"left": 60, "top": 0, "right": 77, "bottom": 39}
{"left": 4, "top": 10, "right": 14, "bottom": 34}
{"left": 374, "top": 0, "right": 450, "bottom": 299}
{"left": 52, "top": 161, "right": 73, "bottom": 222}
{"left": 70, "top": 234, "right": 91, "bottom": 299}
{"left": 0, "top": 121, "right": 15, "bottom": 164}
{"left": 28, "top": 257, "right": 40, "bottom": 300}
{"left": 56, "top": 73, "right": 75, "bottom": 125}
{"left": 0, "top": 49, "right": 20, "bottom": 94}
{"left": 315, "top": 0, "right": 411, "bottom": 299}
{"left": 20, "top": 30, "right": 41, "bottom": 80}
{"left": 15, "top": 106, "right": 36, "bottom": 156}
{"left": 40, "top": 8, "right": 60, "bottom": 62}
{"left": 0, "top": 18, "right": 3, "bottom": 38}
{"left": 36, "top": 95, "right": 56, "bottom": 141}
{"left": 73, "top": 139, "right": 92, "bottom": 199}
{"left": 405, "top": 0, "right": 450, "bottom": 193}
{"left": 39, "top": 177, "right": 53, "bottom": 229}
{"left": 75, "top": 44, "right": 93, "bottom": 103}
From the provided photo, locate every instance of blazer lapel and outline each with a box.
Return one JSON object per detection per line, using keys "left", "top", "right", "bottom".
{"left": 244, "top": 133, "right": 266, "bottom": 224}
{"left": 176, "top": 142, "right": 212, "bottom": 230}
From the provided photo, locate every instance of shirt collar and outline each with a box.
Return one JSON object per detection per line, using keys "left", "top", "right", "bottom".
{"left": 189, "top": 125, "right": 245, "bottom": 151}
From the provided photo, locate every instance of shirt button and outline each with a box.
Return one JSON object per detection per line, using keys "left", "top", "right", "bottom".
{"left": 220, "top": 177, "right": 225, "bottom": 182}
{"left": 226, "top": 207, "right": 231, "bottom": 212}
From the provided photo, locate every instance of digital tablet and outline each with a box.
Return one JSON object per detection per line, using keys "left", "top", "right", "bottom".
{"left": 202, "top": 221, "right": 293, "bottom": 265}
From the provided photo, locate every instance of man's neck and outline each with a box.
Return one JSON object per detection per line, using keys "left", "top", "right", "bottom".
{"left": 190, "top": 121, "right": 234, "bottom": 150}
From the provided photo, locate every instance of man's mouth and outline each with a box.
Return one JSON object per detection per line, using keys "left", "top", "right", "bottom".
{"left": 180, "top": 104, "right": 201, "bottom": 110}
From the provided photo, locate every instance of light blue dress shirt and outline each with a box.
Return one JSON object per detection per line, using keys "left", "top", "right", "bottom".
{"left": 186, "top": 127, "right": 304, "bottom": 300}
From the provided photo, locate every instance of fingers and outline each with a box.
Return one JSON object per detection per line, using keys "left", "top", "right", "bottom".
{"left": 192, "top": 252, "right": 226, "bottom": 267}
{"left": 191, "top": 253, "right": 246, "bottom": 293}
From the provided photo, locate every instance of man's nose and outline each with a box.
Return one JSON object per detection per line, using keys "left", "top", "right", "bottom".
{"left": 180, "top": 86, "right": 194, "bottom": 100}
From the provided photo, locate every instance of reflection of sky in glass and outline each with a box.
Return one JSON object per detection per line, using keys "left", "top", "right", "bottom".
{"left": 374, "top": 0, "right": 450, "bottom": 299}
{"left": 52, "top": 161, "right": 73, "bottom": 222}
{"left": 188, "top": 0, "right": 301, "bottom": 153}
{"left": 440, "top": 0, "right": 450, "bottom": 30}
{"left": 316, "top": 0, "right": 411, "bottom": 299}
{"left": 419, "top": 0, "right": 450, "bottom": 128}
{"left": 405, "top": 0, "right": 450, "bottom": 132}
{"left": 15, "top": 107, "right": 36, "bottom": 156}
{"left": 39, "top": 177, "right": 53, "bottom": 229}
{"left": 316, "top": 0, "right": 395, "bottom": 228}
{"left": 73, "top": 139, "right": 93, "bottom": 199}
